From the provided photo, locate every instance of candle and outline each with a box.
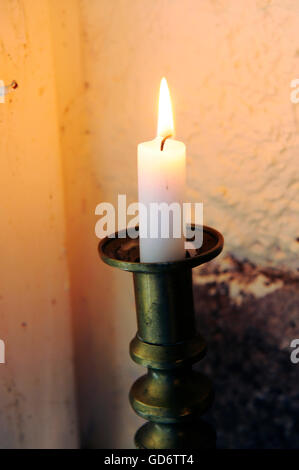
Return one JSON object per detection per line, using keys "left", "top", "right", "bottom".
{"left": 138, "top": 78, "right": 186, "bottom": 262}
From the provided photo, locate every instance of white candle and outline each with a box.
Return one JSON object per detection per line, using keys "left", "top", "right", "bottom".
{"left": 138, "top": 78, "right": 186, "bottom": 262}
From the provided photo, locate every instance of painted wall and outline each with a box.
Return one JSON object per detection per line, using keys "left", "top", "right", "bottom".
{"left": 0, "top": 0, "right": 78, "bottom": 448}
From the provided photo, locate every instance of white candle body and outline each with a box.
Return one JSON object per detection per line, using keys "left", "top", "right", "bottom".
{"left": 138, "top": 137, "right": 186, "bottom": 262}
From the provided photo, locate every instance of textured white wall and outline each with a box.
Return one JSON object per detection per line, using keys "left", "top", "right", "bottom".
{"left": 81, "top": 0, "right": 299, "bottom": 271}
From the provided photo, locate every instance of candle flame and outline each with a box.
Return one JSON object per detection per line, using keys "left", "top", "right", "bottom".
{"left": 157, "top": 77, "right": 174, "bottom": 138}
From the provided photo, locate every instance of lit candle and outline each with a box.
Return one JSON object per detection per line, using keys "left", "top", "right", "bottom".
{"left": 138, "top": 78, "right": 186, "bottom": 262}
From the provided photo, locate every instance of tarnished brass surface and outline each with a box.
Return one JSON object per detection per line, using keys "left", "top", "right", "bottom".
{"left": 133, "top": 269, "right": 195, "bottom": 344}
{"left": 135, "top": 422, "right": 216, "bottom": 449}
{"left": 99, "top": 225, "right": 224, "bottom": 449}
{"left": 130, "top": 335, "right": 206, "bottom": 370}
{"left": 129, "top": 368, "right": 213, "bottom": 423}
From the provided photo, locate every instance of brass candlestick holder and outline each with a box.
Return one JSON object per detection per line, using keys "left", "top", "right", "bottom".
{"left": 99, "top": 225, "right": 224, "bottom": 449}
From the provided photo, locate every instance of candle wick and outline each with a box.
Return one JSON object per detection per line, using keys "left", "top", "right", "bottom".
{"left": 160, "top": 135, "right": 172, "bottom": 151}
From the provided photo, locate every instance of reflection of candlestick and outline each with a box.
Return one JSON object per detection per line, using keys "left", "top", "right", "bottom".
{"left": 138, "top": 78, "right": 186, "bottom": 263}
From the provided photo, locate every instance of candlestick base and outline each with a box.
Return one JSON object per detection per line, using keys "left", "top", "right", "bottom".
{"left": 99, "top": 225, "right": 224, "bottom": 449}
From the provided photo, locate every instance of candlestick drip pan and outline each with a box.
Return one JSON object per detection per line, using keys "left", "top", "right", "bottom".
{"left": 99, "top": 224, "right": 223, "bottom": 273}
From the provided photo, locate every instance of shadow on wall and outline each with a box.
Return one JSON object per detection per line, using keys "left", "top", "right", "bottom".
{"left": 193, "top": 255, "right": 299, "bottom": 449}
